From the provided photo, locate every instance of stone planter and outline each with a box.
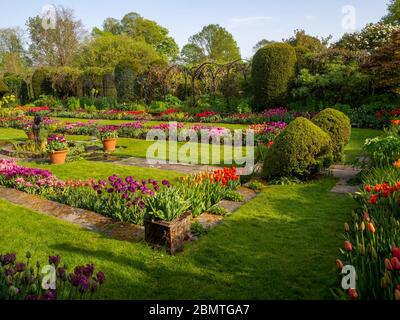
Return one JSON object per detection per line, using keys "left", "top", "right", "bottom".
{"left": 26, "top": 131, "right": 34, "bottom": 140}
{"left": 102, "top": 138, "right": 117, "bottom": 152}
{"left": 144, "top": 212, "right": 192, "bottom": 254}
{"left": 49, "top": 150, "right": 68, "bottom": 165}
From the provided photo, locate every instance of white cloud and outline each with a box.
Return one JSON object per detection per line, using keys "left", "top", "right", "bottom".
{"left": 228, "top": 16, "right": 272, "bottom": 29}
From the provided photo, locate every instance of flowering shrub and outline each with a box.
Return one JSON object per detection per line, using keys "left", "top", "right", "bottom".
{"left": 0, "top": 94, "right": 16, "bottom": 108}
{"left": 0, "top": 252, "right": 105, "bottom": 300}
{"left": 46, "top": 135, "right": 68, "bottom": 153}
{"left": 97, "top": 126, "right": 119, "bottom": 140}
{"left": 249, "top": 122, "right": 288, "bottom": 144}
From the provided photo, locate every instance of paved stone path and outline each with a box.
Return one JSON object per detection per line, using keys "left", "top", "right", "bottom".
{"left": 0, "top": 185, "right": 257, "bottom": 242}
{"left": 109, "top": 156, "right": 220, "bottom": 175}
{"left": 330, "top": 165, "right": 361, "bottom": 194}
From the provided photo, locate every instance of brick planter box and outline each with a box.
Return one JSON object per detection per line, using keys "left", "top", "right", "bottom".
{"left": 144, "top": 212, "right": 192, "bottom": 254}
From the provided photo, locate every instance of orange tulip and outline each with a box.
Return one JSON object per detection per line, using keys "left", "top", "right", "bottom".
{"left": 336, "top": 259, "right": 344, "bottom": 271}
{"left": 394, "top": 160, "right": 400, "bottom": 168}
{"left": 368, "top": 223, "right": 376, "bottom": 234}
{"left": 344, "top": 241, "right": 353, "bottom": 252}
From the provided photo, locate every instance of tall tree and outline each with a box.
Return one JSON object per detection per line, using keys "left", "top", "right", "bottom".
{"left": 94, "top": 12, "right": 179, "bottom": 61}
{"left": 26, "top": 6, "right": 85, "bottom": 66}
{"left": 181, "top": 24, "right": 241, "bottom": 65}
{"left": 0, "top": 28, "right": 30, "bottom": 75}
{"left": 382, "top": 0, "right": 400, "bottom": 25}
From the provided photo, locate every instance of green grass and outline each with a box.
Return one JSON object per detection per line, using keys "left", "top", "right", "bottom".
{"left": 0, "top": 177, "right": 355, "bottom": 299}
{"left": 343, "top": 128, "right": 383, "bottom": 164}
{"left": 22, "top": 159, "right": 183, "bottom": 182}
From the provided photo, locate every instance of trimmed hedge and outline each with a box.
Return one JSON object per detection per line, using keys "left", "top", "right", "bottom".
{"left": 32, "top": 67, "right": 53, "bottom": 99}
{"left": 252, "top": 43, "right": 297, "bottom": 110}
{"left": 115, "top": 60, "right": 137, "bottom": 102}
{"left": 262, "top": 117, "right": 333, "bottom": 180}
{"left": 3, "top": 74, "right": 29, "bottom": 103}
{"left": 312, "top": 108, "right": 351, "bottom": 161}
{"left": 0, "top": 79, "right": 9, "bottom": 97}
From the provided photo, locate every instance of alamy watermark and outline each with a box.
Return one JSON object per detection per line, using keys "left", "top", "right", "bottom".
{"left": 145, "top": 122, "right": 255, "bottom": 175}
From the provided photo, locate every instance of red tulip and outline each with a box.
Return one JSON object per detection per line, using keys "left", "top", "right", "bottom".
{"left": 391, "top": 257, "right": 400, "bottom": 271}
{"left": 385, "top": 258, "right": 393, "bottom": 271}
{"left": 344, "top": 241, "right": 353, "bottom": 252}
{"left": 336, "top": 259, "right": 344, "bottom": 271}
{"left": 392, "top": 247, "right": 400, "bottom": 260}
{"left": 348, "top": 289, "right": 358, "bottom": 300}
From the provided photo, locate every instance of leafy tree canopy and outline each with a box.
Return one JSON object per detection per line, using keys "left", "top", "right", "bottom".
{"left": 181, "top": 24, "right": 241, "bottom": 65}
{"left": 382, "top": 0, "right": 400, "bottom": 25}
{"left": 93, "top": 12, "right": 179, "bottom": 61}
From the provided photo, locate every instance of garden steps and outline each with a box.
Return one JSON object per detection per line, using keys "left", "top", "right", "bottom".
{"left": 329, "top": 165, "right": 361, "bottom": 194}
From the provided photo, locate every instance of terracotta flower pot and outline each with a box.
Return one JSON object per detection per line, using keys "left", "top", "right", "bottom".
{"left": 102, "top": 138, "right": 117, "bottom": 152}
{"left": 144, "top": 212, "right": 192, "bottom": 254}
{"left": 49, "top": 150, "right": 68, "bottom": 165}
{"left": 26, "top": 131, "right": 34, "bottom": 140}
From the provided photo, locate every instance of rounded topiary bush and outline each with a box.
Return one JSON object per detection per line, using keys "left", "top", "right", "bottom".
{"left": 252, "top": 43, "right": 297, "bottom": 110}
{"left": 312, "top": 108, "right": 351, "bottom": 162}
{"left": 32, "top": 67, "right": 53, "bottom": 99}
{"left": 262, "top": 117, "right": 333, "bottom": 180}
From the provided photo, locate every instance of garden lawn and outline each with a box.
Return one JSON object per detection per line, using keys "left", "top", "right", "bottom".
{"left": 0, "top": 177, "right": 355, "bottom": 299}
{"left": 343, "top": 128, "right": 382, "bottom": 164}
{"left": 21, "top": 159, "right": 183, "bottom": 182}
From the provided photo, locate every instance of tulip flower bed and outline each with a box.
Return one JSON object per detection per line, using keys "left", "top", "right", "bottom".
{"left": 0, "top": 252, "right": 105, "bottom": 300}
{"left": 0, "top": 159, "right": 242, "bottom": 225}
{"left": 334, "top": 164, "right": 400, "bottom": 300}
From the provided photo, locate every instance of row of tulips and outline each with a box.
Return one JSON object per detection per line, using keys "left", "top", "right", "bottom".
{"left": 0, "top": 252, "right": 105, "bottom": 300}
{"left": 0, "top": 159, "right": 241, "bottom": 224}
{"left": 335, "top": 162, "right": 400, "bottom": 300}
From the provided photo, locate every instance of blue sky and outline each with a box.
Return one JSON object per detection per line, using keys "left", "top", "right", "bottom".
{"left": 0, "top": 0, "right": 390, "bottom": 58}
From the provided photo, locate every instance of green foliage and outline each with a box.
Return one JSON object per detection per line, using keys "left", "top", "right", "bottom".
{"left": 114, "top": 60, "right": 137, "bottom": 102}
{"left": 144, "top": 187, "right": 191, "bottom": 222}
{"left": 291, "top": 58, "right": 370, "bottom": 109}
{"left": 182, "top": 24, "right": 241, "bottom": 64}
{"left": 67, "top": 97, "right": 80, "bottom": 111}
{"left": 78, "top": 34, "right": 162, "bottom": 70}
{"left": 51, "top": 67, "right": 82, "bottom": 99}
{"left": 252, "top": 43, "right": 297, "bottom": 110}
{"left": 2, "top": 74, "right": 28, "bottom": 104}
{"left": 364, "top": 135, "right": 400, "bottom": 167}
{"left": 31, "top": 67, "right": 53, "bottom": 99}
{"left": 262, "top": 117, "right": 333, "bottom": 180}
{"left": 312, "top": 108, "right": 351, "bottom": 161}
{"left": 148, "top": 101, "right": 168, "bottom": 113}
{"left": 286, "top": 29, "right": 326, "bottom": 52}
{"left": 0, "top": 79, "right": 9, "bottom": 96}
{"left": 33, "top": 95, "right": 62, "bottom": 109}
{"left": 381, "top": 0, "right": 400, "bottom": 24}
{"left": 97, "top": 12, "right": 179, "bottom": 61}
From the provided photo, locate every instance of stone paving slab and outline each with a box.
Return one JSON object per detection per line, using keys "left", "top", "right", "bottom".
{"left": 330, "top": 165, "right": 361, "bottom": 194}
{"left": 0, "top": 185, "right": 258, "bottom": 242}
{"left": 110, "top": 156, "right": 220, "bottom": 174}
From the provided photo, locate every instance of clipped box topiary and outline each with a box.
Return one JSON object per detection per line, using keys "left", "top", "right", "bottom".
{"left": 312, "top": 108, "right": 351, "bottom": 162}
{"left": 262, "top": 117, "right": 333, "bottom": 180}
{"left": 252, "top": 42, "right": 297, "bottom": 110}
